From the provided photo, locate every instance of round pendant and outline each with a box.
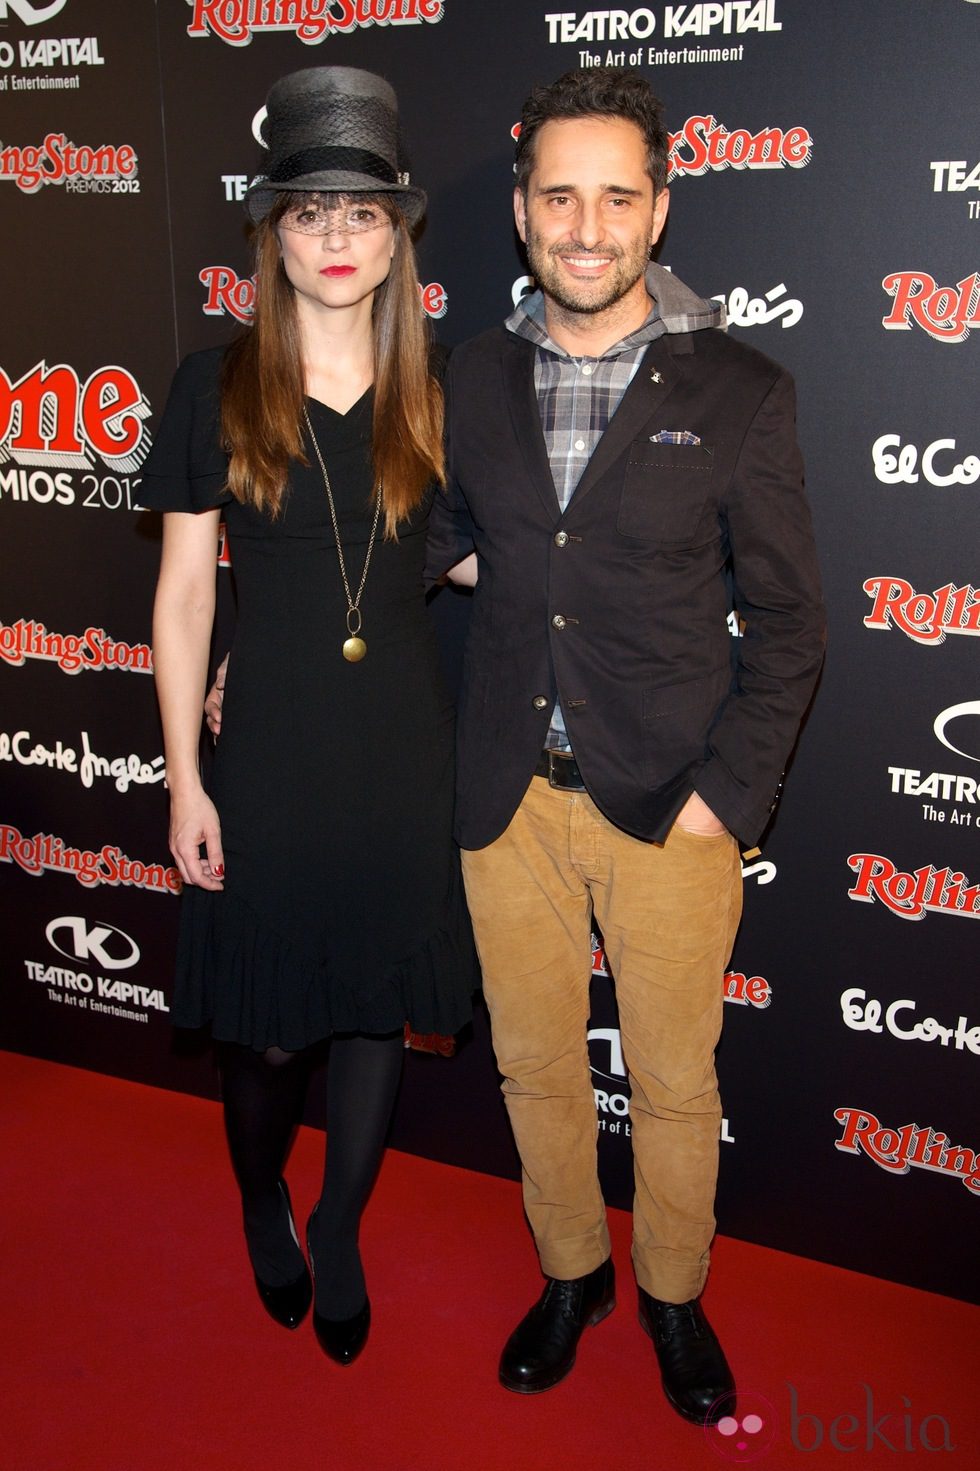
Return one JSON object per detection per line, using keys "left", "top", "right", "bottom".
{"left": 343, "top": 636, "right": 367, "bottom": 662}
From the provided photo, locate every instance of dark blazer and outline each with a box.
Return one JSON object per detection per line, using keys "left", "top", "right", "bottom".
{"left": 427, "top": 317, "right": 825, "bottom": 851}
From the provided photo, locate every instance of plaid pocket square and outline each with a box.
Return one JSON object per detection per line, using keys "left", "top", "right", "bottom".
{"left": 649, "top": 431, "right": 702, "bottom": 446}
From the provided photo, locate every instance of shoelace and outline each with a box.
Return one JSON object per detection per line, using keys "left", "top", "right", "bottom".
{"left": 655, "top": 1300, "right": 705, "bottom": 1341}
{"left": 541, "top": 1277, "right": 584, "bottom": 1320}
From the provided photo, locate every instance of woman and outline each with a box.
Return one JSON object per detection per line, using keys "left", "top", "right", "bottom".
{"left": 144, "top": 66, "right": 474, "bottom": 1366}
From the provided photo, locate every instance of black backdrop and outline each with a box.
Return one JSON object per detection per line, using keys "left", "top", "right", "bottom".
{"left": 2, "top": 0, "right": 978, "bottom": 1304}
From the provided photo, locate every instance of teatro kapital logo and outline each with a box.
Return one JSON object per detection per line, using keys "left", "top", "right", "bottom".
{"left": 23, "top": 913, "right": 170, "bottom": 1020}
{"left": 0, "top": 1, "right": 70, "bottom": 24}
{"left": 544, "top": 3, "right": 784, "bottom": 46}
{"left": 46, "top": 914, "right": 139, "bottom": 969}
{"left": 885, "top": 702, "right": 980, "bottom": 829}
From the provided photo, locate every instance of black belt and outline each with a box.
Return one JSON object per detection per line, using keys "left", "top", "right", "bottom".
{"left": 534, "top": 749, "right": 586, "bottom": 790}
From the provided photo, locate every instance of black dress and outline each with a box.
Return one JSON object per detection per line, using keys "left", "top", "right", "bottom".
{"left": 141, "top": 348, "right": 475, "bottom": 1050}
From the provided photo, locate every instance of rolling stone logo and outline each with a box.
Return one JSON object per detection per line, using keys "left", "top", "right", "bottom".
{"left": 185, "top": 0, "right": 445, "bottom": 46}
{"left": 0, "top": 618, "right": 153, "bottom": 674}
{"left": 882, "top": 271, "right": 980, "bottom": 342}
{"left": 199, "top": 265, "right": 448, "bottom": 321}
{"left": 0, "top": 135, "right": 138, "bottom": 194}
{"left": 847, "top": 852, "right": 980, "bottom": 920}
{"left": 508, "top": 111, "right": 812, "bottom": 182}
{"left": 1, "top": 823, "right": 180, "bottom": 893}
{"left": 0, "top": 361, "right": 151, "bottom": 475}
{"left": 834, "top": 1107, "right": 980, "bottom": 1196}
{"left": 863, "top": 576, "right": 980, "bottom": 644}
{"left": 667, "top": 115, "right": 812, "bottom": 179}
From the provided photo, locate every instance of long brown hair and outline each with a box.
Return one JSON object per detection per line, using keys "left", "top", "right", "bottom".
{"left": 220, "top": 192, "right": 444, "bottom": 538}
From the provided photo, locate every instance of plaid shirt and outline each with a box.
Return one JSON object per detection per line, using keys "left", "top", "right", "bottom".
{"left": 505, "top": 262, "right": 723, "bottom": 752}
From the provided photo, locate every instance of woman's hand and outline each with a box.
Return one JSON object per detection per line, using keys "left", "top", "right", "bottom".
{"left": 445, "top": 552, "right": 478, "bottom": 587}
{"left": 205, "top": 652, "right": 230, "bottom": 739}
{"left": 168, "top": 784, "right": 225, "bottom": 889}
{"left": 674, "top": 791, "right": 728, "bottom": 838}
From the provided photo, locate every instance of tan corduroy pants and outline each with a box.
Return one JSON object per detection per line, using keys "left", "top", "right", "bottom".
{"left": 461, "top": 777, "right": 743, "bottom": 1304}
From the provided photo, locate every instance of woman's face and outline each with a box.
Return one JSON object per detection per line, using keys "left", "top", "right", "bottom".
{"left": 276, "top": 195, "right": 396, "bottom": 318}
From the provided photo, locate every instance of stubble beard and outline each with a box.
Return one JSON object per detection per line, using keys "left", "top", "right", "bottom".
{"left": 525, "top": 230, "right": 651, "bottom": 318}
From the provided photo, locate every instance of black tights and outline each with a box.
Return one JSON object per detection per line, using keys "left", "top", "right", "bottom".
{"left": 219, "top": 1031, "right": 404, "bottom": 1317}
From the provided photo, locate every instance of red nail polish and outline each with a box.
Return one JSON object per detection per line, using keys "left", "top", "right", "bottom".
{"left": 213, "top": 864, "right": 224, "bottom": 877}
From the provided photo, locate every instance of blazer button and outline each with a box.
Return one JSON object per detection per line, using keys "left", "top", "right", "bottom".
{"left": 554, "top": 531, "right": 569, "bottom": 548}
{"left": 532, "top": 696, "right": 549, "bottom": 711}
{"left": 552, "top": 614, "right": 566, "bottom": 630}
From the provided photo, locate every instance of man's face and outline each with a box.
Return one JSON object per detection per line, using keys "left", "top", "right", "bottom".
{"left": 514, "top": 116, "right": 669, "bottom": 319}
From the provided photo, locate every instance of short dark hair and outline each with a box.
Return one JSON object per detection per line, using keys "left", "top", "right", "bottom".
{"left": 514, "top": 68, "right": 669, "bottom": 197}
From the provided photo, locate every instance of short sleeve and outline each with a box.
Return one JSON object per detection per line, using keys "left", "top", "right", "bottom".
{"left": 139, "top": 347, "right": 234, "bottom": 513}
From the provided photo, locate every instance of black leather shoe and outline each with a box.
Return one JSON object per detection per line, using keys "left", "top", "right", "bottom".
{"left": 638, "top": 1289, "right": 735, "bottom": 1425}
{"left": 307, "top": 1207, "right": 370, "bottom": 1366}
{"left": 499, "top": 1258, "right": 615, "bottom": 1394}
{"left": 251, "top": 1180, "right": 312, "bottom": 1330}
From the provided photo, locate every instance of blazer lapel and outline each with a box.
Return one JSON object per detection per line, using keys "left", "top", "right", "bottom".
{"left": 566, "top": 334, "right": 691, "bottom": 513}
{"left": 499, "top": 333, "right": 562, "bottom": 520}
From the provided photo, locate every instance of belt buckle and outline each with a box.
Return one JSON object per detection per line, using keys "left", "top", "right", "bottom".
{"left": 547, "top": 750, "right": 574, "bottom": 789}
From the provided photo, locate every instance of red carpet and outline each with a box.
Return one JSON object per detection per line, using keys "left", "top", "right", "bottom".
{"left": 1, "top": 1051, "right": 977, "bottom": 1471}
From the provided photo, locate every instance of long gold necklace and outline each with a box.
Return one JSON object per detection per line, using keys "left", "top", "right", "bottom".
{"left": 304, "top": 405, "right": 381, "bottom": 663}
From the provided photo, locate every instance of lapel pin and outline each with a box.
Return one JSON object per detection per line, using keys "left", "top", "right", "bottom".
{"left": 650, "top": 370, "right": 664, "bottom": 384}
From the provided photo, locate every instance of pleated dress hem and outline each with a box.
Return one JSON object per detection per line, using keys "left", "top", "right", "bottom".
{"left": 169, "top": 883, "right": 476, "bottom": 1052}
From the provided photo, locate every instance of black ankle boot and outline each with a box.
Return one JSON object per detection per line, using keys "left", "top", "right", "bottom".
{"left": 499, "top": 1258, "right": 615, "bottom": 1394}
{"left": 638, "top": 1289, "right": 735, "bottom": 1424}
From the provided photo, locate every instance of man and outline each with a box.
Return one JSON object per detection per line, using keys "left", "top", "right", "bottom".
{"left": 426, "top": 69, "right": 824, "bottom": 1425}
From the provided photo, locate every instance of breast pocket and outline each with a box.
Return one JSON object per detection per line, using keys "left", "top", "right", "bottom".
{"left": 616, "top": 442, "right": 715, "bottom": 546}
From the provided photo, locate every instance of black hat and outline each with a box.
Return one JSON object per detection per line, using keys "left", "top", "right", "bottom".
{"left": 244, "top": 66, "right": 426, "bottom": 228}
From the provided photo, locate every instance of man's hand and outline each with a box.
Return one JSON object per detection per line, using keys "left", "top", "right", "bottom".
{"left": 674, "top": 791, "right": 728, "bottom": 837}
{"left": 205, "top": 652, "right": 229, "bottom": 739}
